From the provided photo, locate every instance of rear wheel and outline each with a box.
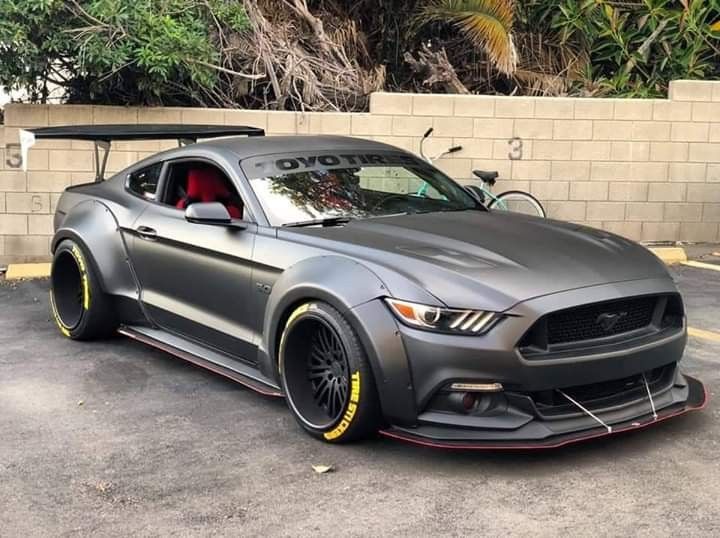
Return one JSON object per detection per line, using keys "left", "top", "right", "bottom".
{"left": 50, "top": 239, "right": 117, "bottom": 340}
{"left": 489, "top": 190, "right": 546, "bottom": 217}
{"left": 279, "top": 301, "right": 381, "bottom": 443}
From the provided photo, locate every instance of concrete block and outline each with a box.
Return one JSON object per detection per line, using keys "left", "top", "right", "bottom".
{"left": 412, "top": 94, "right": 454, "bottom": 116}
{"left": 26, "top": 150, "right": 49, "bottom": 171}
{"left": 710, "top": 124, "right": 720, "bottom": 142}
{"left": 0, "top": 193, "right": 5, "bottom": 212}
{"left": 372, "top": 136, "right": 415, "bottom": 152}
{"left": 641, "top": 222, "right": 680, "bottom": 242}
{"left": 608, "top": 182, "right": 649, "bottom": 202}
{"left": 6, "top": 193, "right": 50, "bottom": 214}
{"left": 49, "top": 150, "right": 94, "bottom": 172}
{"left": 533, "top": 98, "right": 574, "bottom": 119}
{"left": 668, "top": 162, "right": 707, "bottom": 182}
{"left": 0, "top": 171, "right": 28, "bottom": 192}
{"left": 664, "top": 203, "right": 702, "bottom": 222}
{"left": 678, "top": 222, "right": 718, "bottom": 242}
{"left": 669, "top": 80, "right": 716, "bottom": 101}
{"left": 708, "top": 164, "right": 720, "bottom": 182}
{"left": 0, "top": 215, "right": 28, "bottom": 234}
{"left": 370, "top": 92, "right": 413, "bottom": 115}
{"left": 137, "top": 108, "right": 182, "bottom": 124}
{"left": 495, "top": 97, "right": 534, "bottom": 118}
{"left": 671, "top": 122, "right": 710, "bottom": 142}
{"left": 632, "top": 122, "right": 671, "bottom": 141}
{"left": 629, "top": 162, "right": 668, "bottom": 182}
{"left": 593, "top": 121, "right": 629, "bottom": 141}
{"left": 574, "top": 99, "right": 614, "bottom": 119}
{"left": 626, "top": 202, "right": 664, "bottom": 221}
{"left": 433, "top": 158, "right": 472, "bottom": 179}
{"left": 474, "top": 119, "right": 514, "bottom": 139}
{"left": 181, "top": 108, "right": 225, "bottom": 125}
{"left": 610, "top": 142, "right": 650, "bottom": 161}
{"left": 454, "top": 96, "right": 495, "bottom": 117}
{"left": 533, "top": 141, "right": 572, "bottom": 160}
{"left": 105, "top": 152, "right": 138, "bottom": 174}
{"left": 590, "top": 162, "right": 628, "bottom": 181}
{"left": 311, "top": 113, "right": 352, "bottom": 135}
{"left": 688, "top": 143, "right": 720, "bottom": 162}
{"left": 702, "top": 204, "right": 720, "bottom": 221}
{"left": 4, "top": 104, "right": 49, "bottom": 127}
{"left": 649, "top": 142, "right": 689, "bottom": 162}
{"left": 688, "top": 184, "right": 720, "bottom": 203}
{"left": 571, "top": 141, "right": 611, "bottom": 161}
{"left": 225, "top": 109, "right": 267, "bottom": 131}
{"left": 552, "top": 161, "right": 590, "bottom": 181}
{"left": 691, "top": 102, "right": 720, "bottom": 122}
{"left": 392, "top": 115, "right": 430, "bottom": 136}
{"left": 350, "top": 114, "right": 392, "bottom": 136}
{"left": 714, "top": 84, "right": 720, "bottom": 102}
{"left": 529, "top": 181, "right": 569, "bottom": 201}
{"left": 570, "top": 181, "right": 608, "bottom": 201}
{"left": 602, "top": 221, "right": 642, "bottom": 241}
{"left": 93, "top": 106, "right": 139, "bottom": 124}
{"left": 653, "top": 101, "right": 692, "bottom": 121}
{"left": 4, "top": 235, "right": 50, "bottom": 257}
{"left": 49, "top": 105, "right": 93, "bottom": 126}
{"left": 648, "top": 183, "right": 686, "bottom": 202}
{"left": 267, "top": 112, "right": 298, "bottom": 134}
{"left": 513, "top": 119, "right": 553, "bottom": 140}
{"left": 455, "top": 139, "right": 493, "bottom": 159}
{"left": 586, "top": 201, "right": 625, "bottom": 221}
{"left": 27, "top": 172, "right": 72, "bottom": 193}
{"left": 433, "top": 116, "right": 473, "bottom": 138}
{"left": 28, "top": 214, "right": 53, "bottom": 235}
{"left": 50, "top": 194, "right": 62, "bottom": 214}
{"left": 546, "top": 201, "right": 586, "bottom": 221}
{"left": 511, "top": 161, "right": 551, "bottom": 180}
{"left": 614, "top": 99, "right": 653, "bottom": 121}
{"left": 553, "top": 120, "right": 592, "bottom": 140}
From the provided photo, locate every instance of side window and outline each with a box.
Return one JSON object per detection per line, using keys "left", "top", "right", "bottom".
{"left": 162, "top": 160, "right": 246, "bottom": 220}
{"left": 128, "top": 163, "right": 163, "bottom": 200}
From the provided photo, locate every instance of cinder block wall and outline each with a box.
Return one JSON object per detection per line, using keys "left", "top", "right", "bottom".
{"left": 1, "top": 79, "right": 720, "bottom": 263}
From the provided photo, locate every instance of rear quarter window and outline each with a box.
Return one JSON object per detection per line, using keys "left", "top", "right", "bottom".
{"left": 127, "top": 163, "right": 163, "bottom": 200}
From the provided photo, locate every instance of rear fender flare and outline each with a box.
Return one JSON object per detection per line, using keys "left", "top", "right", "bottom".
{"left": 52, "top": 199, "right": 138, "bottom": 299}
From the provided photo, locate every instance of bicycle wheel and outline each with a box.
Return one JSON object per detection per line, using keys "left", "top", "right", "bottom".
{"left": 489, "top": 190, "right": 546, "bottom": 218}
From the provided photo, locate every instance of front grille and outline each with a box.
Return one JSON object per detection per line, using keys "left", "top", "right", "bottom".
{"left": 547, "top": 296, "right": 657, "bottom": 345}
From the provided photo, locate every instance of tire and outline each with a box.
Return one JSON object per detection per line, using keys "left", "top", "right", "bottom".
{"left": 489, "top": 190, "right": 546, "bottom": 218}
{"left": 278, "top": 301, "right": 381, "bottom": 443}
{"left": 50, "top": 239, "right": 117, "bottom": 340}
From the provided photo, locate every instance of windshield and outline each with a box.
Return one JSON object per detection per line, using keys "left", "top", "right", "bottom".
{"left": 242, "top": 150, "right": 479, "bottom": 226}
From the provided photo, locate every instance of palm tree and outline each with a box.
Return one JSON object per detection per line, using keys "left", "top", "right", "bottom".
{"left": 418, "top": 0, "right": 517, "bottom": 75}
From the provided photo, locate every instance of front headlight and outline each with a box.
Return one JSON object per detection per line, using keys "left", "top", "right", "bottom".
{"left": 384, "top": 298, "right": 501, "bottom": 334}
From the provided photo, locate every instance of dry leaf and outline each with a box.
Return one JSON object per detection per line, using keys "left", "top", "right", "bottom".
{"left": 311, "top": 464, "right": 334, "bottom": 474}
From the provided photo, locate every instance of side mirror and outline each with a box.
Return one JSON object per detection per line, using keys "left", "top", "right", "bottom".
{"left": 185, "top": 202, "right": 246, "bottom": 229}
{"left": 464, "top": 185, "right": 486, "bottom": 205}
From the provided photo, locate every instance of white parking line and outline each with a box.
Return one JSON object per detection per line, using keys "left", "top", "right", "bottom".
{"left": 688, "top": 327, "right": 720, "bottom": 343}
{"left": 681, "top": 260, "right": 720, "bottom": 272}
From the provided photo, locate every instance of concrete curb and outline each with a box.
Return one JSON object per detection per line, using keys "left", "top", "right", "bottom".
{"left": 648, "top": 247, "right": 687, "bottom": 265}
{"left": 5, "top": 263, "right": 52, "bottom": 280}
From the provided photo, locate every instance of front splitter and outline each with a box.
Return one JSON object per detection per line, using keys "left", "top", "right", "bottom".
{"left": 378, "top": 375, "right": 708, "bottom": 450}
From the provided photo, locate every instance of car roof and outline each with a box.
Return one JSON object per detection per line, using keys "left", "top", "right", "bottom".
{"left": 195, "top": 135, "right": 408, "bottom": 160}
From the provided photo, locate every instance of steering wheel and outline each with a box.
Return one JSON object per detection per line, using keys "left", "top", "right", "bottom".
{"left": 371, "top": 194, "right": 409, "bottom": 213}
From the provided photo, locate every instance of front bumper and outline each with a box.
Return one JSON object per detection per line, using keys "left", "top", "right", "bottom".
{"left": 379, "top": 373, "right": 707, "bottom": 450}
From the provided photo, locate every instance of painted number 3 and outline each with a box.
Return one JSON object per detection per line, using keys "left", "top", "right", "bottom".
{"left": 508, "top": 137, "right": 523, "bottom": 160}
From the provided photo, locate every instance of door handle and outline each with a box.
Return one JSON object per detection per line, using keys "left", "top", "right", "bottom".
{"left": 136, "top": 226, "right": 158, "bottom": 240}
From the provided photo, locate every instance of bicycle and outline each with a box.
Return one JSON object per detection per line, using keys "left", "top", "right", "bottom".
{"left": 418, "top": 127, "right": 546, "bottom": 218}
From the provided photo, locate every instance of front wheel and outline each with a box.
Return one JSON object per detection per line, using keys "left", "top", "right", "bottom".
{"left": 489, "top": 190, "right": 546, "bottom": 218}
{"left": 279, "top": 301, "right": 381, "bottom": 443}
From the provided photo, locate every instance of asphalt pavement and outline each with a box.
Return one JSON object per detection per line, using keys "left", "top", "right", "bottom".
{"left": 1, "top": 267, "right": 718, "bottom": 537}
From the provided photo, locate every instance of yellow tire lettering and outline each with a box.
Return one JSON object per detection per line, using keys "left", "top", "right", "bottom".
{"left": 279, "top": 304, "right": 312, "bottom": 373}
{"left": 50, "top": 291, "right": 71, "bottom": 337}
{"left": 324, "top": 371, "right": 361, "bottom": 440}
{"left": 71, "top": 245, "right": 90, "bottom": 310}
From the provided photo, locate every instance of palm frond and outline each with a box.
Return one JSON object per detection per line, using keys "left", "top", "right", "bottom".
{"left": 419, "top": 0, "right": 516, "bottom": 75}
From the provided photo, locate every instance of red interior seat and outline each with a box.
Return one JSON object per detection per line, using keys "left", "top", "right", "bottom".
{"left": 176, "top": 168, "right": 243, "bottom": 218}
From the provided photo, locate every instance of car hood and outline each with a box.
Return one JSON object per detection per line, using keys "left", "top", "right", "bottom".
{"left": 281, "top": 210, "right": 671, "bottom": 311}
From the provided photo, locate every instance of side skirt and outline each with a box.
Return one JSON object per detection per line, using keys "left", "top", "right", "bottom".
{"left": 118, "top": 325, "right": 284, "bottom": 397}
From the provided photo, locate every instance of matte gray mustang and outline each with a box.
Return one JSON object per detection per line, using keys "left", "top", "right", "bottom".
{"left": 34, "top": 124, "right": 706, "bottom": 449}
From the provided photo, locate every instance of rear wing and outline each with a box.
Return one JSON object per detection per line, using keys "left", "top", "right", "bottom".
{"left": 20, "top": 124, "right": 265, "bottom": 181}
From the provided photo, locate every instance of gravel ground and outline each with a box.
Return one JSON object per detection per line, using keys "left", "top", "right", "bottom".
{"left": 1, "top": 267, "right": 718, "bottom": 537}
